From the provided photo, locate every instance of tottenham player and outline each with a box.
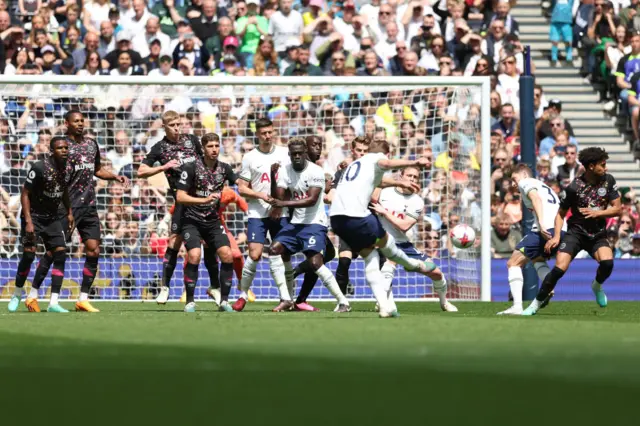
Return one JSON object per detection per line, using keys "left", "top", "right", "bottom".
{"left": 497, "top": 164, "right": 562, "bottom": 315}
{"left": 232, "top": 118, "right": 291, "bottom": 312}
{"left": 267, "top": 138, "right": 350, "bottom": 312}
{"left": 138, "top": 110, "right": 207, "bottom": 305}
{"left": 523, "top": 148, "right": 621, "bottom": 315}
{"left": 371, "top": 167, "right": 458, "bottom": 313}
{"left": 175, "top": 133, "right": 240, "bottom": 312}
{"left": 325, "top": 137, "right": 371, "bottom": 296}
{"left": 330, "top": 138, "right": 432, "bottom": 318}
{"left": 8, "top": 137, "right": 74, "bottom": 313}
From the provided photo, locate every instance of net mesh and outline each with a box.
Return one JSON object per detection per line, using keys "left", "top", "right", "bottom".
{"left": 0, "top": 80, "right": 483, "bottom": 301}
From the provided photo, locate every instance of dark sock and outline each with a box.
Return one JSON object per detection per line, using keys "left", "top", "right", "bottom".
{"left": 32, "top": 253, "right": 53, "bottom": 289}
{"left": 336, "top": 257, "right": 352, "bottom": 295}
{"left": 162, "top": 248, "right": 179, "bottom": 288}
{"left": 81, "top": 256, "right": 99, "bottom": 294}
{"left": 296, "top": 272, "right": 318, "bottom": 304}
{"left": 233, "top": 256, "right": 243, "bottom": 282}
{"left": 595, "top": 259, "right": 614, "bottom": 284}
{"left": 50, "top": 251, "right": 66, "bottom": 295}
{"left": 220, "top": 262, "right": 233, "bottom": 302}
{"left": 184, "top": 263, "right": 199, "bottom": 304}
{"left": 15, "top": 251, "right": 36, "bottom": 289}
{"left": 536, "top": 266, "right": 565, "bottom": 302}
{"left": 203, "top": 247, "right": 220, "bottom": 289}
{"left": 294, "top": 259, "right": 313, "bottom": 278}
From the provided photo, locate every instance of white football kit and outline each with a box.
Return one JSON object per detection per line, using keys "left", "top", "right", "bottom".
{"left": 377, "top": 187, "right": 424, "bottom": 243}
{"left": 518, "top": 177, "right": 561, "bottom": 232}
{"left": 239, "top": 145, "right": 290, "bottom": 219}
{"left": 329, "top": 152, "right": 387, "bottom": 218}
{"left": 277, "top": 162, "right": 327, "bottom": 226}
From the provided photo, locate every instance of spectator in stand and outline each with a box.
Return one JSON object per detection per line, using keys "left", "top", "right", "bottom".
{"left": 418, "top": 34, "right": 448, "bottom": 71}
{"left": 148, "top": 54, "right": 181, "bottom": 77}
{"left": 60, "top": 5, "right": 87, "bottom": 42}
{"left": 538, "top": 114, "right": 578, "bottom": 157}
{"left": 77, "top": 50, "right": 107, "bottom": 76}
{"left": 190, "top": 0, "right": 219, "bottom": 43}
{"left": 535, "top": 158, "right": 555, "bottom": 185}
{"left": 105, "top": 30, "right": 143, "bottom": 69}
{"left": 491, "top": 214, "right": 523, "bottom": 258}
{"left": 284, "top": 43, "right": 322, "bottom": 75}
{"left": 205, "top": 16, "right": 233, "bottom": 65}
{"left": 497, "top": 54, "right": 520, "bottom": 110}
{"left": 83, "top": 0, "right": 112, "bottom": 35}
{"left": 269, "top": 0, "right": 304, "bottom": 58}
{"left": 132, "top": 16, "right": 171, "bottom": 58}
{"left": 491, "top": 103, "right": 518, "bottom": 138}
{"left": 107, "top": 130, "right": 134, "bottom": 174}
{"left": 555, "top": 143, "right": 581, "bottom": 189}
{"left": 235, "top": 0, "right": 268, "bottom": 68}
{"left": 72, "top": 31, "right": 100, "bottom": 70}
{"left": 173, "top": 31, "right": 210, "bottom": 74}
{"left": 357, "top": 49, "right": 387, "bottom": 76}
{"left": 549, "top": 0, "right": 574, "bottom": 64}
{"left": 121, "top": 0, "right": 151, "bottom": 36}
{"left": 151, "top": 0, "right": 187, "bottom": 38}
{"left": 484, "top": 0, "right": 519, "bottom": 36}
{"left": 98, "top": 20, "right": 116, "bottom": 58}
{"left": 250, "top": 35, "right": 277, "bottom": 75}
{"left": 482, "top": 17, "right": 506, "bottom": 69}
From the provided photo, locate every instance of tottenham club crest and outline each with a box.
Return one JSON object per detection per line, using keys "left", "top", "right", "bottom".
{"left": 597, "top": 187, "right": 607, "bottom": 197}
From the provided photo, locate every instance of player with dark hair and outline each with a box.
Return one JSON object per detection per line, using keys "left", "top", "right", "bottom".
{"left": 523, "top": 147, "right": 622, "bottom": 315}
{"left": 8, "top": 137, "right": 74, "bottom": 313}
{"left": 175, "top": 133, "right": 241, "bottom": 312}
{"left": 267, "top": 137, "right": 350, "bottom": 312}
{"left": 138, "top": 110, "right": 206, "bottom": 305}
{"left": 29, "top": 111, "right": 129, "bottom": 312}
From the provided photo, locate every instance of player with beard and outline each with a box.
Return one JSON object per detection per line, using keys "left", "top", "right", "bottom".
{"left": 268, "top": 138, "right": 350, "bottom": 312}
{"left": 523, "top": 148, "right": 622, "bottom": 315}
{"left": 8, "top": 137, "right": 74, "bottom": 313}
{"left": 175, "top": 133, "right": 241, "bottom": 312}
{"left": 137, "top": 110, "right": 217, "bottom": 305}
{"left": 30, "top": 111, "right": 130, "bottom": 312}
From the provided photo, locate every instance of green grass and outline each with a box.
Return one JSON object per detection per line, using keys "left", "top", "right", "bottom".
{"left": 1, "top": 301, "right": 639, "bottom": 425}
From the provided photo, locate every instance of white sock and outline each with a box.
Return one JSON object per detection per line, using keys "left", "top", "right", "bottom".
{"left": 508, "top": 267, "right": 524, "bottom": 307}
{"left": 13, "top": 286, "right": 23, "bottom": 297}
{"left": 284, "top": 260, "right": 295, "bottom": 300}
{"left": 433, "top": 276, "right": 448, "bottom": 305}
{"left": 50, "top": 292, "right": 59, "bottom": 306}
{"left": 240, "top": 257, "right": 257, "bottom": 298}
{"left": 363, "top": 250, "right": 389, "bottom": 311}
{"left": 316, "top": 264, "right": 348, "bottom": 304}
{"left": 380, "top": 262, "right": 396, "bottom": 295}
{"left": 533, "top": 262, "right": 551, "bottom": 282}
{"left": 529, "top": 298, "right": 541, "bottom": 310}
{"left": 269, "top": 255, "right": 291, "bottom": 301}
{"left": 592, "top": 279, "right": 602, "bottom": 292}
{"left": 29, "top": 288, "right": 39, "bottom": 299}
{"left": 378, "top": 234, "right": 420, "bottom": 271}
{"left": 79, "top": 292, "right": 89, "bottom": 302}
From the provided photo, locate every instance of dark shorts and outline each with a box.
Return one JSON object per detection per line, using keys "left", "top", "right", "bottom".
{"left": 170, "top": 203, "right": 185, "bottom": 235}
{"left": 247, "top": 217, "right": 289, "bottom": 245}
{"left": 558, "top": 229, "right": 611, "bottom": 259}
{"left": 515, "top": 228, "right": 564, "bottom": 260}
{"left": 21, "top": 216, "right": 66, "bottom": 251}
{"left": 275, "top": 223, "right": 328, "bottom": 255}
{"left": 330, "top": 214, "right": 386, "bottom": 253}
{"left": 61, "top": 206, "right": 101, "bottom": 242}
{"left": 182, "top": 218, "right": 230, "bottom": 251}
{"left": 396, "top": 241, "right": 428, "bottom": 261}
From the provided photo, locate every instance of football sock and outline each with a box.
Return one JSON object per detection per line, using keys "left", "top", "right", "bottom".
{"left": 316, "top": 265, "right": 348, "bottom": 304}
{"left": 162, "top": 248, "right": 179, "bottom": 289}
{"left": 363, "top": 250, "right": 388, "bottom": 311}
{"left": 49, "top": 251, "right": 66, "bottom": 303}
{"left": 80, "top": 255, "right": 99, "bottom": 295}
{"left": 269, "top": 256, "right": 291, "bottom": 301}
{"left": 533, "top": 261, "right": 551, "bottom": 282}
{"left": 380, "top": 262, "right": 396, "bottom": 294}
{"left": 508, "top": 266, "right": 524, "bottom": 307}
{"left": 284, "top": 260, "right": 295, "bottom": 300}
{"left": 433, "top": 276, "right": 448, "bottom": 304}
{"left": 203, "top": 247, "right": 220, "bottom": 289}
{"left": 232, "top": 256, "right": 244, "bottom": 282}
{"left": 184, "top": 262, "right": 199, "bottom": 304}
{"left": 240, "top": 257, "right": 257, "bottom": 299}
{"left": 14, "top": 251, "right": 35, "bottom": 289}
{"left": 335, "top": 257, "right": 352, "bottom": 294}
{"left": 220, "top": 262, "right": 233, "bottom": 302}
{"left": 296, "top": 272, "right": 318, "bottom": 304}
{"left": 50, "top": 292, "right": 59, "bottom": 306}
{"left": 28, "top": 287, "right": 39, "bottom": 299}
{"left": 536, "top": 266, "right": 565, "bottom": 302}
{"left": 595, "top": 259, "right": 613, "bottom": 285}
{"left": 32, "top": 253, "right": 53, "bottom": 290}
{"left": 379, "top": 234, "right": 420, "bottom": 271}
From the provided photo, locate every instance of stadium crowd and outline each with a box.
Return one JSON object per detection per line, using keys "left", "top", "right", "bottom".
{"left": 0, "top": 0, "right": 639, "bottom": 262}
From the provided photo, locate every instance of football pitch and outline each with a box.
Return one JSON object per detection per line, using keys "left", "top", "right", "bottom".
{"left": 1, "top": 301, "right": 638, "bottom": 425}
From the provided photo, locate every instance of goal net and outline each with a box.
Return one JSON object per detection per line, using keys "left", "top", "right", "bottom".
{"left": 0, "top": 76, "right": 491, "bottom": 302}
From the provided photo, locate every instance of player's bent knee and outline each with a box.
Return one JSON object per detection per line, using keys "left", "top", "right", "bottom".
{"left": 217, "top": 247, "right": 233, "bottom": 263}
{"left": 23, "top": 250, "right": 36, "bottom": 261}
{"left": 187, "top": 250, "right": 201, "bottom": 265}
{"left": 427, "top": 269, "right": 443, "bottom": 281}
{"left": 507, "top": 251, "right": 527, "bottom": 269}
{"left": 308, "top": 254, "right": 324, "bottom": 271}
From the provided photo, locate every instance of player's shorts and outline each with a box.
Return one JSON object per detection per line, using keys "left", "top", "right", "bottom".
{"left": 247, "top": 217, "right": 289, "bottom": 244}
{"left": 396, "top": 241, "right": 428, "bottom": 261}
{"left": 182, "top": 218, "right": 230, "bottom": 251}
{"left": 515, "top": 228, "right": 564, "bottom": 260}
{"left": 60, "top": 206, "right": 101, "bottom": 242}
{"left": 20, "top": 216, "right": 66, "bottom": 251}
{"left": 549, "top": 22, "right": 572, "bottom": 43}
{"left": 330, "top": 214, "right": 386, "bottom": 253}
{"left": 275, "top": 223, "right": 328, "bottom": 255}
{"left": 558, "top": 229, "right": 610, "bottom": 259}
{"left": 170, "top": 203, "right": 185, "bottom": 235}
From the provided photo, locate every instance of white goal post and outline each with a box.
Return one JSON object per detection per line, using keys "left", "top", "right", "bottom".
{"left": 0, "top": 75, "right": 492, "bottom": 302}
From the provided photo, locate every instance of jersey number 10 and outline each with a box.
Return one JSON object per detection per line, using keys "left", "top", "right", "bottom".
{"left": 342, "top": 161, "right": 361, "bottom": 183}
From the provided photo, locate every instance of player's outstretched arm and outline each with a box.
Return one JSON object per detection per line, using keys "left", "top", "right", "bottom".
{"left": 95, "top": 163, "right": 130, "bottom": 187}
{"left": 369, "top": 201, "right": 417, "bottom": 233}
{"left": 237, "top": 179, "right": 271, "bottom": 202}
{"left": 379, "top": 175, "right": 420, "bottom": 193}
{"left": 137, "top": 159, "right": 180, "bottom": 179}
{"left": 581, "top": 198, "right": 622, "bottom": 219}
{"left": 271, "top": 187, "right": 322, "bottom": 208}
{"left": 377, "top": 157, "right": 429, "bottom": 171}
